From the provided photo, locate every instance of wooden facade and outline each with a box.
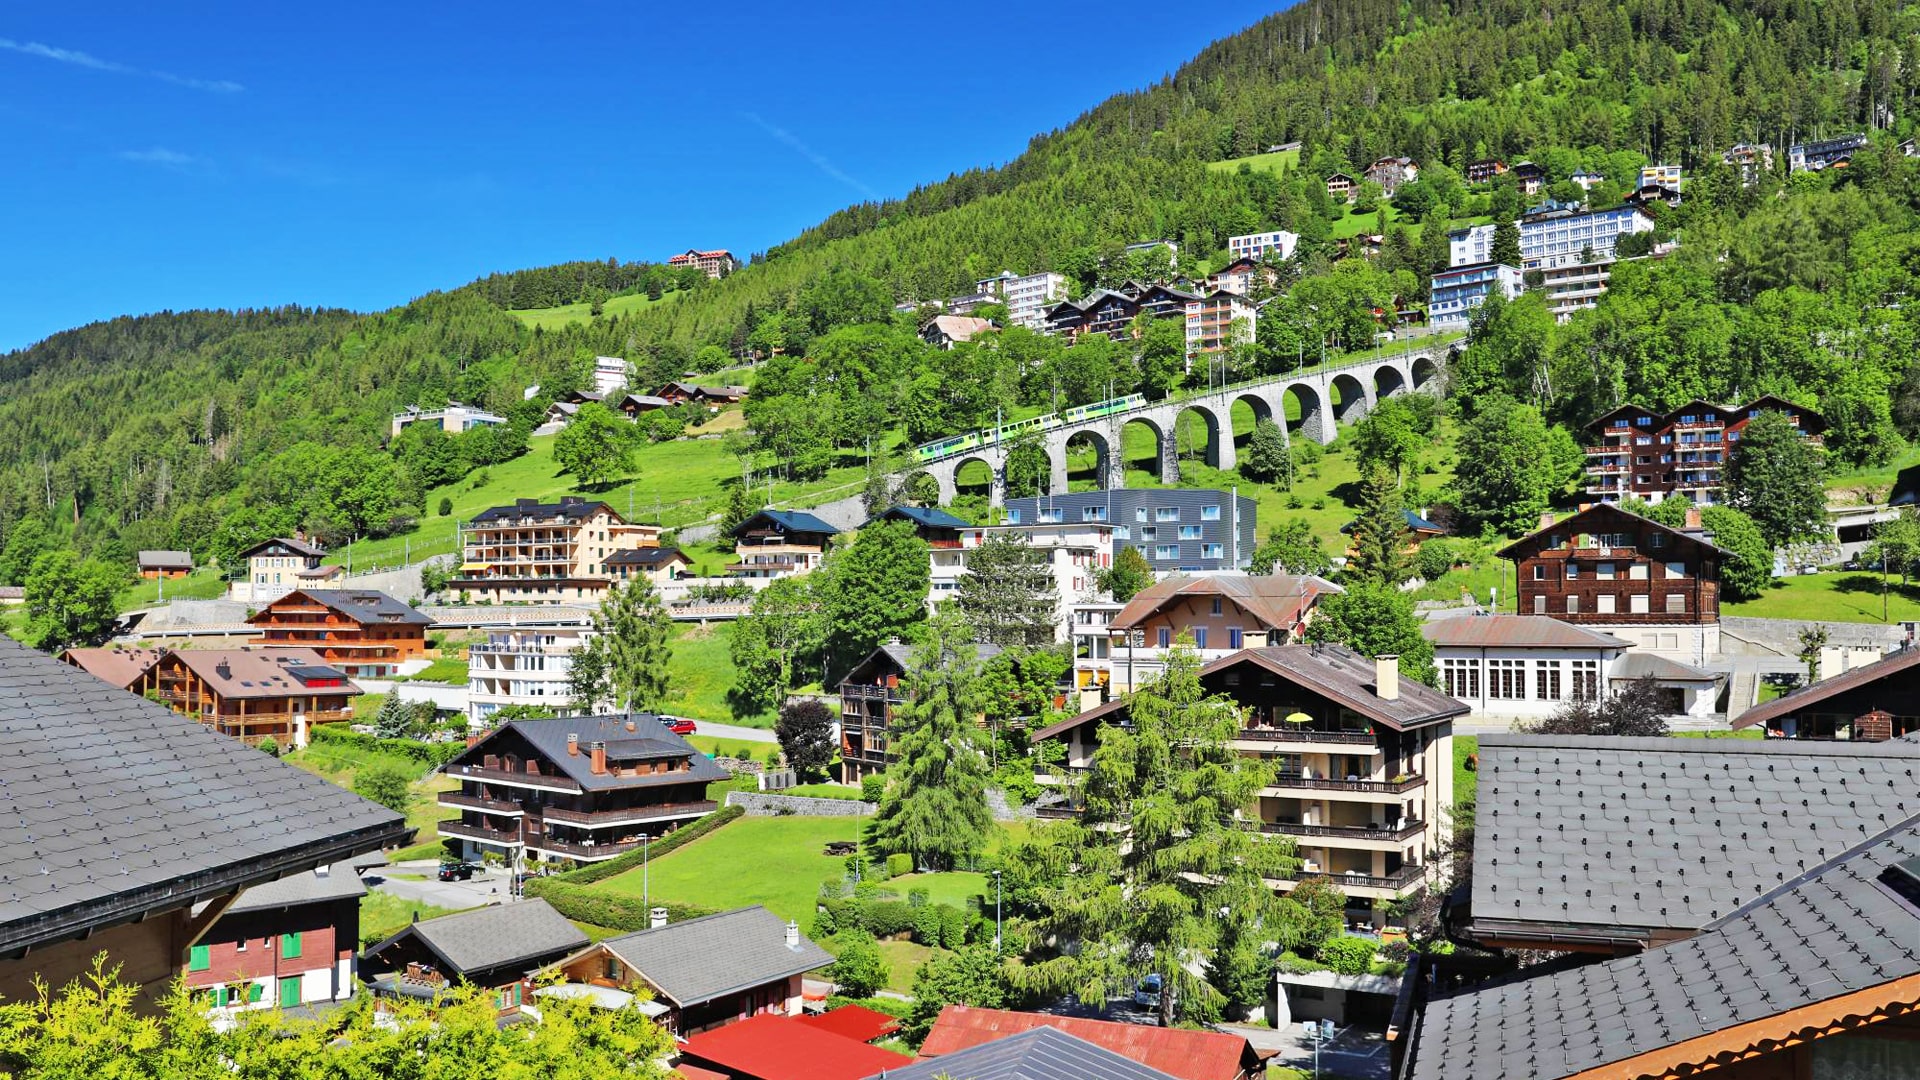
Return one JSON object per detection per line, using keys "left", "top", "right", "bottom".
{"left": 185, "top": 896, "right": 356, "bottom": 1011}
{"left": 1501, "top": 504, "right": 1722, "bottom": 626}
{"left": 134, "top": 648, "right": 359, "bottom": 747}
{"left": 249, "top": 590, "right": 430, "bottom": 677}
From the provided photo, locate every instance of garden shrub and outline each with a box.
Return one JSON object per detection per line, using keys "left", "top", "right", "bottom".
{"left": 1319, "top": 935, "right": 1379, "bottom": 975}
{"left": 887, "top": 853, "right": 913, "bottom": 877}
{"left": 860, "top": 774, "right": 886, "bottom": 803}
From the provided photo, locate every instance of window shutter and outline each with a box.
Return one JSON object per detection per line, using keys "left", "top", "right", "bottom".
{"left": 189, "top": 944, "right": 211, "bottom": 971}
{"left": 281, "top": 932, "right": 301, "bottom": 959}
{"left": 248, "top": 982, "right": 264, "bottom": 1003}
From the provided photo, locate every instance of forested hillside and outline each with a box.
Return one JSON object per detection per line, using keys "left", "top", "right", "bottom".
{"left": 5, "top": 0, "right": 1920, "bottom": 584}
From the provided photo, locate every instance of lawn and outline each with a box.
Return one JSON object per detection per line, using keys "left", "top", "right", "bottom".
{"left": 686, "top": 734, "right": 775, "bottom": 760}
{"left": 591, "top": 815, "right": 1023, "bottom": 926}
{"left": 1723, "top": 572, "right": 1920, "bottom": 624}
{"left": 875, "top": 939, "right": 937, "bottom": 993}
{"left": 359, "top": 892, "right": 462, "bottom": 949}
{"left": 662, "top": 623, "right": 771, "bottom": 726}
{"left": 117, "top": 567, "right": 229, "bottom": 609}
{"left": 402, "top": 656, "right": 470, "bottom": 684}
{"left": 1206, "top": 149, "right": 1302, "bottom": 176}
{"left": 1453, "top": 735, "right": 1477, "bottom": 804}
{"left": 508, "top": 290, "right": 682, "bottom": 332}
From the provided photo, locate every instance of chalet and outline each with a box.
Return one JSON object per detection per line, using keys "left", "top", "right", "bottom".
{"left": 919, "top": 1005, "right": 1265, "bottom": 1080}
{"left": 1582, "top": 396, "right": 1824, "bottom": 505}
{"left": 696, "top": 384, "right": 749, "bottom": 405}
{"left": 456, "top": 496, "right": 665, "bottom": 603}
{"left": 248, "top": 588, "right": 433, "bottom": 678}
{"left": 1086, "top": 574, "right": 1339, "bottom": 697}
{"left": 603, "top": 546, "right": 692, "bottom": 585}
{"left": 1623, "top": 182, "right": 1682, "bottom": 208}
{"left": 919, "top": 314, "right": 995, "bottom": 350}
{"left": 1465, "top": 158, "right": 1507, "bottom": 184}
{"left": 188, "top": 862, "right": 366, "bottom": 1014}
{"left": 1509, "top": 161, "right": 1545, "bottom": 195}
{"left": 837, "top": 637, "right": 1001, "bottom": 782}
{"left": 362, "top": 900, "right": 588, "bottom": 1017}
{"left": 1206, "top": 255, "right": 1279, "bottom": 297}
{"left": 1133, "top": 281, "right": 1200, "bottom": 321}
{"left": 1325, "top": 171, "right": 1358, "bottom": 200}
{"left": 1733, "top": 643, "right": 1920, "bottom": 740}
{"left": 1365, "top": 156, "right": 1419, "bottom": 193}
{"left": 1411, "top": 744, "right": 1920, "bottom": 1080}
{"left": 1499, "top": 503, "right": 1726, "bottom": 665}
{"left": 728, "top": 509, "right": 838, "bottom": 580}
{"left": 0, "top": 638, "right": 406, "bottom": 1003}
{"left": 655, "top": 381, "right": 705, "bottom": 405}
{"left": 133, "top": 646, "right": 360, "bottom": 748}
{"left": 138, "top": 549, "right": 193, "bottom": 579}
{"left": 615, "top": 393, "right": 670, "bottom": 418}
{"left": 1568, "top": 168, "right": 1607, "bottom": 190}
{"left": 1043, "top": 288, "right": 1142, "bottom": 342}
{"left": 1422, "top": 614, "right": 1719, "bottom": 721}
{"left": 1790, "top": 132, "right": 1868, "bottom": 173}
{"left": 1035, "top": 645, "right": 1462, "bottom": 921}
{"left": 1722, "top": 143, "right": 1774, "bottom": 186}
{"left": 437, "top": 714, "right": 726, "bottom": 866}
{"left": 673, "top": 1013, "right": 911, "bottom": 1080}
{"left": 538, "top": 906, "right": 833, "bottom": 1036}
{"left": 61, "top": 645, "right": 163, "bottom": 689}
{"left": 234, "top": 536, "right": 339, "bottom": 603}
{"left": 1339, "top": 508, "right": 1450, "bottom": 552}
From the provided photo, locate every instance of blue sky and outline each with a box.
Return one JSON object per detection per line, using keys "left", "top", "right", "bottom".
{"left": 0, "top": 3, "right": 1271, "bottom": 350}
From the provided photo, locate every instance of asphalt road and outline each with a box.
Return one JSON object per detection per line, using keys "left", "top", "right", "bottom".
{"left": 366, "top": 861, "right": 519, "bottom": 911}
{"left": 687, "top": 720, "right": 776, "bottom": 744}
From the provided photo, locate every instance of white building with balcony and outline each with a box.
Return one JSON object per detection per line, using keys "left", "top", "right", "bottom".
{"left": 467, "top": 628, "right": 596, "bottom": 725}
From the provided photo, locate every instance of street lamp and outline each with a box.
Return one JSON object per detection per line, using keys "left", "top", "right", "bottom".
{"left": 992, "top": 869, "right": 1003, "bottom": 954}
{"left": 642, "top": 834, "right": 651, "bottom": 910}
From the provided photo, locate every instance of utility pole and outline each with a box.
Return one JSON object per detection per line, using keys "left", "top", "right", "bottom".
{"left": 992, "top": 869, "right": 1003, "bottom": 954}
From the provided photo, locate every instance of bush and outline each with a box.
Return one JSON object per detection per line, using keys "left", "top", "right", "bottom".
{"left": 908, "top": 887, "right": 930, "bottom": 908}
{"left": 939, "top": 904, "right": 970, "bottom": 950}
{"left": 860, "top": 774, "right": 886, "bottom": 804}
{"left": 309, "top": 725, "right": 465, "bottom": 768}
{"left": 1319, "top": 935, "right": 1379, "bottom": 976}
{"left": 887, "top": 852, "right": 913, "bottom": 878}
{"left": 523, "top": 879, "right": 714, "bottom": 930}
{"left": 437, "top": 496, "right": 453, "bottom": 517}
{"left": 535, "top": 805, "right": 744, "bottom": 886}
{"left": 1414, "top": 539, "right": 1454, "bottom": 583}
{"left": 352, "top": 763, "right": 413, "bottom": 812}
{"left": 256, "top": 736, "right": 280, "bottom": 757}
{"left": 863, "top": 900, "right": 916, "bottom": 938}
{"left": 913, "top": 904, "right": 942, "bottom": 944}
{"left": 826, "top": 931, "right": 888, "bottom": 998}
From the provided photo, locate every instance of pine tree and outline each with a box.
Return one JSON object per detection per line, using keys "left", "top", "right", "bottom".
{"left": 1344, "top": 467, "right": 1411, "bottom": 586}
{"left": 865, "top": 612, "right": 995, "bottom": 871}
{"left": 954, "top": 532, "right": 1061, "bottom": 647}
{"left": 1490, "top": 218, "right": 1521, "bottom": 267}
{"left": 595, "top": 577, "right": 674, "bottom": 713}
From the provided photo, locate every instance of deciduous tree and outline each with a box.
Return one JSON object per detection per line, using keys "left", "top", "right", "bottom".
{"left": 1098, "top": 545, "right": 1154, "bottom": 603}
{"left": 1700, "top": 505, "right": 1772, "bottom": 601}
{"left": 23, "top": 550, "right": 120, "bottom": 652}
{"left": 823, "top": 519, "right": 931, "bottom": 678}
{"left": 553, "top": 402, "right": 636, "bottom": 488}
{"left": 776, "top": 698, "right": 835, "bottom": 780}
{"left": 1305, "top": 581, "right": 1435, "bottom": 685}
{"left": 1250, "top": 517, "right": 1332, "bottom": 577}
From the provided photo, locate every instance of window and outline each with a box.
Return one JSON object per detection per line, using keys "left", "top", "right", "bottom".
{"left": 1082, "top": 506, "right": 1108, "bottom": 522}
{"left": 1666, "top": 593, "right": 1687, "bottom": 614}
{"left": 189, "top": 945, "right": 211, "bottom": 971}
{"left": 1135, "top": 507, "right": 1148, "bottom": 522}
{"left": 1533, "top": 564, "right": 1546, "bottom": 580}
{"left": 1534, "top": 595, "right": 1548, "bottom": 614}
{"left": 1141, "top": 527, "right": 1157, "bottom": 540}
{"left": 1113, "top": 526, "right": 1130, "bottom": 540}
{"left": 1194, "top": 629, "right": 1209, "bottom": 649}
{"left": 1566, "top": 596, "right": 1580, "bottom": 614}
{"left": 1596, "top": 594, "right": 1616, "bottom": 614}
{"left": 1666, "top": 561, "right": 1687, "bottom": 579}
{"left": 1630, "top": 594, "right": 1650, "bottom": 614}
{"left": 1489, "top": 660, "right": 1526, "bottom": 699}
{"left": 1037, "top": 508, "right": 1063, "bottom": 524}
{"left": 1210, "top": 598, "right": 1223, "bottom": 615}
{"left": 1441, "top": 658, "right": 1480, "bottom": 699}
{"left": 1202, "top": 543, "right": 1224, "bottom": 560}
{"left": 1202, "top": 505, "right": 1221, "bottom": 521}
{"left": 1154, "top": 545, "right": 1178, "bottom": 561}
{"left": 1597, "top": 562, "right": 1615, "bottom": 580}
{"left": 1629, "top": 563, "right": 1649, "bottom": 580}
{"left": 1179, "top": 525, "right": 1203, "bottom": 540}
{"left": 1566, "top": 562, "right": 1580, "bottom": 579}
{"left": 1006, "top": 510, "right": 1022, "bottom": 524}
{"left": 1571, "top": 660, "right": 1600, "bottom": 700}
{"left": 281, "top": 932, "right": 302, "bottom": 959}
{"left": 1157, "top": 628, "right": 1172, "bottom": 648}
{"left": 1156, "top": 507, "right": 1179, "bottom": 522}
{"left": 1648, "top": 531, "right": 1666, "bottom": 549}
{"left": 1535, "top": 661, "right": 1561, "bottom": 700}
{"left": 1229, "top": 628, "right": 1243, "bottom": 649}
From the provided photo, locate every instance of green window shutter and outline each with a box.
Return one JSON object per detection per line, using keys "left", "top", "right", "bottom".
{"left": 248, "top": 982, "right": 264, "bottom": 1003}
{"left": 189, "top": 944, "right": 211, "bottom": 971}
{"left": 281, "top": 932, "right": 301, "bottom": 959}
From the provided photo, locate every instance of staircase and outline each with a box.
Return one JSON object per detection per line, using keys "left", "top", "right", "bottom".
{"left": 1725, "top": 669, "right": 1758, "bottom": 721}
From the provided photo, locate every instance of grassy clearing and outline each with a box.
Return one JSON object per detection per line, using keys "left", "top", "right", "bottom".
{"left": 359, "top": 892, "right": 462, "bottom": 948}
{"left": 403, "top": 656, "right": 469, "bottom": 684}
{"left": 686, "top": 733, "right": 775, "bottom": 759}
{"left": 1825, "top": 443, "right": 1920, "bottom": 503}
{"left": 663, "top": 623, "right": 769, "bottom": 726}
{"left": 1723, "top": 572, "right": 1920, "bottom": 624}
{"left": 875, "top": 939, "right": 937, "bottom": 993}
{"left": 508, "top": 290, "right": 682, "bottom": 332}
{"left": 286, "top": 744, "right": 455, "bottom": 855}
{"left": 1207, "top": 149, "right": 1302, "bottom": 175}
{"left": 118, "top": 567, "right": 229, "bottom": 609}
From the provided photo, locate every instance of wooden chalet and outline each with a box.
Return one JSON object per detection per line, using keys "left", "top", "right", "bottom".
{"left": 132, "top": 647, "right": 359, "bottom": 747}
{"left": 248, "top": 588, "right": 433, "bottom": 678}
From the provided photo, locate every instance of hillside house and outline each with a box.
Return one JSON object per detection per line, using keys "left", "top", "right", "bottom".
{"left": 1510, "top": 161, "right": 1546, "bottom": 194}
{"left": 728, "top": 509, "right": 837, "bottom": 580}
{"left": 61, "top": 645, "right": 163, "bottom": 689}
{"left": 1226, "top": 230, "right": 1298, "bottom": 264}
{"left": 362, "top": 900, "right": 587, "bottom": 1018}
{"left": 1428, "top": 262, "right": 1523, "bottom": 329}
{"left": 437, "top": 714, "right": 726, "bottom": 866}
{"left": 1465, "top": 159, "right": 1507, "bottom": 184}
{"left": 0, "top": 638, "right": 405, "bottom": 1003}
{"left": 1790, "top": 132, "right": 1869, "bottom": 173}
{"left": 1042, "top": 288, "right": 1142, "bottom": 341}
{"left": 138, "top": 549, "right": 193, "bottom": 579}
{"left": 133, "top": 646, "right": 359, "bottom": 747}
{"left": 1325, "top": 172, "right": 1357, "bottom": 200}
{"left": 919, "top": 314, "right": 995, "bottom": 349}
{"left": 1365, "top": 156, "right": 1419, "bottom": 193}
{"left": 234, "top": 536, "right": 340, "bottom": 604}
{"left": 456, "top": 496, "right": 666, "bottom": 603}
{"left": 539, "top": 906, "right": 833, "bottom": 1037}
{"left": 248, "top": 588, "right": 433, "bottom": 677}
{"left": 1184, "top": 289, "right": 1257, "bottom": 359}
{"left": 1582, "top": 397, "right": 1825, "bottom": 505}
{"left": 837, "top": 638, "right": 1002, "bottom": 782}
{"left": 666, "top": 249, "right": 737, "bottom": 278}
{"left": 603, "top": 546, "right": 691, "bottom": 585}
{"left": 466, "top": 628, "right": 596, "bottom": 725}
{"left": 188, "top": 862, "right": 366, "bottom": 1015}
{"left": 1083, "top": 573, "right": 1339, "bottom": 699}
{"left": 389, "top": 402, "right": 506, "bottom": 438}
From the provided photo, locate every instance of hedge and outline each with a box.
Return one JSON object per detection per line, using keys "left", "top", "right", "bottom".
{"left": 524, "top": 879, "right": 715, "bottom": 930}
{"left": 542, "top": 804, "right": 744, "bottom": 887}
{"left": 886, "top": 853, "right": 912, "bottom": 877}
{"left": 814, "top": 896, "right": 972, "bottom": 947}
{"left": 309, "top": 725, "right": 466, "bottom": 768}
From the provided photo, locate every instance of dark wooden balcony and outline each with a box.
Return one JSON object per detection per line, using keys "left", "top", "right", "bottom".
{"left": 1261, "top": 820, "right": 1427, "bottom": 842}
{"left": 541, "top": 800, "right": 716, "bottom": 827}
{"left": 538, "top": 837, "right": 646, "bottom": 860}
{"left": 438, "top": 791, "right": 523, "bottom": 815}
{"left": 440, "top": 820, "right": 520, "bottom": 845}
{"left": 1269, "top": 773, "right": 1427, "bottom": 795}
{"left": 1237, "top": 726, "right": 1377, "bottom": 746}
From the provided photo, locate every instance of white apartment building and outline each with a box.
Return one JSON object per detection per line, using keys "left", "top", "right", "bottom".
{"left": 592, "top": 356, "right": 629, "bottom": 397}
{"left": 1447, "top": 224, "right": 1495, "bottom": 268}
{"left": 1227, "top": 230, "right": 1299, "bottom": 263}
{"left": 976, "top": 271, "right": 1069, "bottom": 330}
{"left": 467, "top": 628, "right": 596, "bottom": 724}
{"left": 390, "top": 402, "right": 508, "bottom": 439}
{"left": 1638, "top": 164, "right": 1682, "bottom": 189}
{"left": 929, "top": 521, "right": 1113, "bottom": 642}
{"left": 1423, "top": 614, "right": 1719, "bottom": 722}
{"left": 1518, "top": 206, "right": 1653, "bottom": 270}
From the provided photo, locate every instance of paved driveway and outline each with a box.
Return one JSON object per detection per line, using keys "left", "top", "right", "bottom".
{"left": 366, "top": 861, "right": 520, "bottom": 911}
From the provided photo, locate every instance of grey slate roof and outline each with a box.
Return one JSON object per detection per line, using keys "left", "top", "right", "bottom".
{"left": 603, "top": 546, "right": 688, "bottom": 566}
{"left": 0, "top": 637, "right": 407, "bottom": 953}
{"left": 1471, "top": 734, "right": 1920, "bottom": 937}
{"left": 1207, "top": 645, "right": 1468, "bottom": 730}
{"left": 226, "top": 863, "right": 368, "bottom": 914}
{"left": 370, "top": 899, "right": 586, "bottom": 976}
{"left": 137, "top": 549, "right": 193, "bottom": 569}
{"left": 866, "top": 505, "right": 974, "bottom": 529}
{"left": 595, "top": 905, "right": 831, "bottom": 1008}
{"left": 733, "top": 509, "right": 839, "bottom": 538}
{"left": 1411, "top": 813, "right": 1920, "bottom": 1080}
{"left": 454, "top": 714, "right": 729, "bottom": 792}
{"left": 868, "top": 1026, "right": 1180, "bottom": 1080}
{"left": 1614, "top": 651, "right": 1720, "bottom": 683}
{"left": 470, "top": 497, "right": 613, "bottom": 524}
{"left": 278, "top": 589, "right": 435, "bottom": 626}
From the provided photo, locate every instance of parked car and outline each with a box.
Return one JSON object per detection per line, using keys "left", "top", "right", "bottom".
{"left": 1132, "top": 974, "right": 1165, "bottom": 1009}
{"left": 666, "top": 717, "right": 697, "bottom": 735}
{"left": 437, "top": 861, "right": 479, "bottom": 881}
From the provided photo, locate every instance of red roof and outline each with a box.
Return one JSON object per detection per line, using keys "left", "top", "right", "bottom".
{"left": 793, "top": 1004, "right": 900, "bottom": 1044}
{"left": 674, "top": 1067, "right": 729, "bottom": 1080}
{"left": 918, "top": 1006, "right": 1262, "bottom": 1080}
{"left": 677, "top": 1014, "right": 910, "bottom": 1080}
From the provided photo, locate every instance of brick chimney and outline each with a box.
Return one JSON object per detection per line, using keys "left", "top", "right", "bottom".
{"left": 650, "top": 907, "right": 668, "bottom": 929}
{"left": 1684, "top": 507, "right": 1703, "bottom": 530}
{"left": 1376, "top": 655, "right": 1400, "bottom": 701}
{"left": 566, "top": 733, "right": 580, "bottom": 756}
{"left": 589, "top": 741, "right": 607, "bottom": 775}
{"left": 1855, "top": 710, "right": 1894, "bottom": 743}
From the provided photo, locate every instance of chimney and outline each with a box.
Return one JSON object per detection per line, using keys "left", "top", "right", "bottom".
{"left": 650, "top": 907, "right": 668, "bottom": 929}
{"left": 566, "top": 733, "right": 580, "bottom": 756}
{"left": 589, "top": 741, "right": 607, "bottom": 775}
{"left": 785, "top": 920, "right": 800, "bottom": 948}
{"left": 625, "top": 719, "right": 637, "bottom": 733}
{"left": 1855, "top": 710, "right": 1894, "bottom": 743}
{"left": 1376, "top": 655, "right": 1400, "bottom": 701}
{"left": 1537, "top": 513, "right": 1556, "bottom": 532}
{"left": 216, "top": 660, "right": 232, "bottom": 680}
{"left": 1684, "top": 507, "right": 1703, "bottom": 530}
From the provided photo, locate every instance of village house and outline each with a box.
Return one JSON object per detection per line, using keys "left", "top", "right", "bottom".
{"left": 187, "top": 862, "right": 368, "bottom": 1015}
{"left": 919, "top": 313, "right": 996, "bottom": 350}
{"left": 437, "top": 714, "right": 726, "bottom": 866}
{"left": 1365, "top": 156, "right": 1419, "bottom": 193}
{"left": 233, "top": 536, "right": 340, "bottom": 603}
{"left": 1184, "top": 288, "right": 1257, "bottom": 359}
{"left": 1042, "top": 287, "right": 1140, "bottom": 341}
{"left": 1422, "top": 613, "right": 1719, "bottom": 722}
{"left": 615, "top": 392, "right": 671, "bottom": 418}
{"left": 1427, "top": 262, "right": 1523, "bottom": 330}
{"left": 919, "top": 1005, "right": 1266, "bottom": 1080}
{"left": 138, "top": 549, "right": 193, "bottom": 579}
{"left": 248, "top": 588, "right": 433, "bottom": 677}
{"left": 1790, "top": 132, "right": 1869, "bottom": 173}
{"left": 666, "top": 248, "right": 737, "bottom": 278}
{"left": 1206, "top": 256, "right": 1279, "bottom": 297}
{"left": 1721, "top": 142, "right": 1774, "bottom": 185}
{"left": 132, "top": 646, "right": 360, "bottom": 748}
{"left": 1226, "top": 229, "right": 1298, "bottom": 264}
{"left": 1500, "top": 503, "right": 1726, "bottom": 665}
{"left": 603, "top": 545, "right": 691, "bottom": 585}
{"left": 1733, "top": 644, "right": 1920, "bottom": 740}
{"left": 538, "top": 906, "right": 833, "bottom": 1036}
{"left": 1082, "top": 573, "right": 1339, "bottom": 700}
{"left": 1509, "top": 161, "right": 1546, "bottom": 195}
{"left": 975, "top": 269, "right": 1068, "bottom": 329}
{"left": 389, "top": 401, "right": 507, "bottom": 438}
{"left": 728, "top": 509, "right": 838, "bottom": 580}
{"left": 1036, "top": 645, "right": 1461, "bottom": 923}
{"left": 362, "top": 900, "right": 588, "bottom": 1018}
{"left": 1325, "top": 171, "right": 1358, "bottom": 200}
{"left": 1582, "top": 396, "right": 1825, "bottom": 506}
{"left": 1007, "top": 489, "right": 1255, "bottom": 573}
{"left": 837, "top": 637, "right": 1002, "bottom": 782}
{"left": 931, "top": 518, "right": 1112, "bottom": 641}
{"left": 1446, "top": 223, "right": 1495, "bottom": 267}
{"left": 0, "top": 638, "right": 406, "bottom": 1003}
{"left": 455, "top": 496, "right": 666, "bottom": 602}
{"left": 466, "top": 628, "right": 597, "bottom": 725}
{"left": 1465, "top": 158, "right": 1507, "bottom": 184}
{"left": 61, "top": 644, "right": 164, "bottom": 688}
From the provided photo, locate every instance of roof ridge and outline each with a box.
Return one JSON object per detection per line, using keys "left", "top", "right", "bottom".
{"left": 1477, "top": 732, "right": 1920, "bottom": 755}
{"left": 1700, "top": 807, "right": 1920, "bottom": 933}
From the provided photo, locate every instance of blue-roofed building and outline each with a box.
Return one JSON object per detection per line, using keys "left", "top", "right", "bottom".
{"left": 1003, "top": 489, "right": 1255, "bottom": 572}
{"left": 728, "top": 509, "right": 840, "bottom": 580}
{"left": 1428, "top": 262, "right": 1523, "bottom": 329}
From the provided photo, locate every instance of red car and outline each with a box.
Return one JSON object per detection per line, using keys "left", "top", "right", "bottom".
{"left": 666, "top": 717, "right": 697, "bottom": 735}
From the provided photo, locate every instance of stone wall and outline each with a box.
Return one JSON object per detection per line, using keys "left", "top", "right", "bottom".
{"left": 725, "top": 792, "right": 875, "bottom": 817}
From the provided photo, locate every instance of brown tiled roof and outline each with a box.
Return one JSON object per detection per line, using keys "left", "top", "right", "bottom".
{"left": 1734, "top": 643, "right": 1920, "bottom": 729}
{"left": 1208, "top": 645, "right": 1467, "bottom": 729}
{"left": 167, "top": 648, "right": 359, "bottom": 700}
{"left": 918, "top": 1005, "right": 1261, "bottom": 1080}
{"left": 1420, "top": 614, "right": 1631, "bottom": 650}
{"left": 61, "top": 647, "right": 165, "bottom": 688}
{"left": 1110, "top": 574, "right": 1339, "bottom": 632}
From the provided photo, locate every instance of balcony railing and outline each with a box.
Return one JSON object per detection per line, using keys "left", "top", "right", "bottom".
{"left": 470, "top": 642, "right": 578, "bottom": 656}
{"left": 840, "top": 684, "right": 901, "bottom": 702}
{"left": 541, "top": 800, "right": 717, "bottom": 827}
{"left": 1583, "top": 445, "right": 1630, "bottom": 456}
{"left": 450, "top": 764, "right": 583, "bottom": 794}
{"left": 1299, "top": 864, "right": 1427, "bottom": 892}
{"left": 438, "top": 792, "right": 524, "bottom": 815}
{"left": 440, "top": 820, "right": 520, "bottom": 846}
{"left": 538, "top": 837, "right": 646, "bottom": 860}
{"left": 1237, "top": 727, "right": 1377, "bottom": 746}
{"left": 1262, "top": 820, "right": 1427, "bottom": 842}
{"left": 1270, "top": 773, "right": 1427, "bottom": 795}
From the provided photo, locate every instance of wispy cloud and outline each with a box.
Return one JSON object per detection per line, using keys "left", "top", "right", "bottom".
{"left": 117, "top": 147, "right": 210, "bottom": 173}
{"left": 0, "top": 37, "right": 243, "bottom": 93}
{"left": 740, "top": 112, "right": 878, "bottom": 199}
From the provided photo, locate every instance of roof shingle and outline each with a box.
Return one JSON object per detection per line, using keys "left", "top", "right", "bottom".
{"left": 872, "top": 1026, "right": 1181, "bottom": 1080}
{"left": 593, "top": 905, "right": 831, "bottom": 1008}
